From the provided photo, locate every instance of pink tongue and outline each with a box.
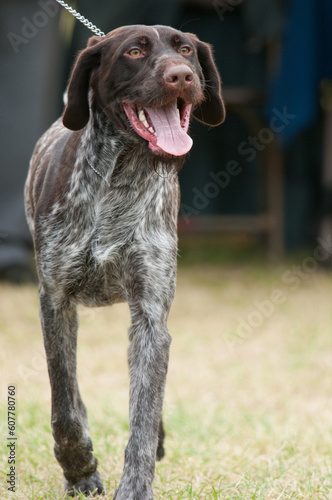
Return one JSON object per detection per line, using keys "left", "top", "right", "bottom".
{"left": 144, "top": 102, "right": 193, "bottom": 156}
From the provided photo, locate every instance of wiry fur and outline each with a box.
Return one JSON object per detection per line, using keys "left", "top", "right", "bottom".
{"left": 24, "top": 24, "right": 224, "bottom": 499}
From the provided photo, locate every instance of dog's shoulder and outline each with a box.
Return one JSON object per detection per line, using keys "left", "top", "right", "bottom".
{"left": 27, "top": 118, "right": 81, "bottom": 219}
{"left": 31, "top": 118, "right": 69, "bottom": 166}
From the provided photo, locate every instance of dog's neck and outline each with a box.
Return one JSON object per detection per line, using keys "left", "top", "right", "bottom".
{"left": 81, "top": 102, "right": 124, "bottom": 170}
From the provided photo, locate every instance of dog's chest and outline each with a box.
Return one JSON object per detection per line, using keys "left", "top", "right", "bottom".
{"left": 35, "top": 133, "right": 180, "bottom": 303}
{"left": 65, "top": 155, "right": 178, "bottom": 272}
{"left": 91, "top": 170, "right": 178, "bottom": 262}
{"left": 72, "top": 164, "right": 179, "bottom": 305}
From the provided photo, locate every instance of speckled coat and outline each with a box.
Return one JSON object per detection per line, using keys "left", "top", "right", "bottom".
{"left": 24, "top": 24, "right": 224, "bottom": 500}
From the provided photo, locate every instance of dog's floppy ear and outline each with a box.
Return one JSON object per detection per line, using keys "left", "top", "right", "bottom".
{"left": 189, "top": 35, "right": 225, "bottom": 127}
{"left": 62, "top": 36, "right": 103, "bottom": 131}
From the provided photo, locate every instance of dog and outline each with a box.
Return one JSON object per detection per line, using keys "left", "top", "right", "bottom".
{"left": 24, "top": 24, "right": 224, "bottom": 499}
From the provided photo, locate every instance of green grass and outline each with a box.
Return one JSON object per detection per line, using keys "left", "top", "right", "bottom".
{"left": 1, "top": 239, "right": 332, "bottom": 498}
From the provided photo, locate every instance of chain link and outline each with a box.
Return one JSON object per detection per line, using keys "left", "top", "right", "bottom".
{"left": 56, "top": 0, "right": 105, "bottom": 37}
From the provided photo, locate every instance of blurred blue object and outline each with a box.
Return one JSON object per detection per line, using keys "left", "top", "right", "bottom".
{"left": 266, "top": 0, "right": 332, "bottom": 143}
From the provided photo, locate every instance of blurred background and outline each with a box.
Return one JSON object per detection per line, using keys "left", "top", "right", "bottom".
{"left": 2, "top": 4, "right": 332, "bottom": 497}
{"left": 1, "top": 0, "right": 332, "bottom": 281}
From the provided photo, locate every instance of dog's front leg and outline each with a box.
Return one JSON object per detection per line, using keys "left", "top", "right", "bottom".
{"left": 115, "top": 300, "right": 172, "bottom": 500}
{"left": 39, "top": 288, "right": 104, "bottom": 497}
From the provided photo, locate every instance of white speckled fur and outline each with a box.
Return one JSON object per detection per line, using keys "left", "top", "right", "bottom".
{"left": 25, "top": 106, "right": 179, "bottom": 499}
{"left": 24, "top": 23, "right": 224, "bottom": 500}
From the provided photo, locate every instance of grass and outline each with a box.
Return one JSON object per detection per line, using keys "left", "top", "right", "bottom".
{"left": 1, "top": 237, "right": 332, "bottom": 499}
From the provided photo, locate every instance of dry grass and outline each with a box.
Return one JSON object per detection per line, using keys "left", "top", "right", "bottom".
{"left": 1, "top": 240, "right": 332, "bottom": 499}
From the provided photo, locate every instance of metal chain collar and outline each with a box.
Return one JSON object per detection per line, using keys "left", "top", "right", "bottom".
{"left": 55, "top": 0, "right": 105, "bottom": 37}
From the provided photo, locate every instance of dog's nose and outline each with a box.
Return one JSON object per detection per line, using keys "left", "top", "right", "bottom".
{"left": 163, "top": 64, "right": 194, "bottom": 90}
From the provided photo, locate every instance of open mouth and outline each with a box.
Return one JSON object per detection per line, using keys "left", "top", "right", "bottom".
{"left": 123, "top": 99, "right": 193, "bottom": 157}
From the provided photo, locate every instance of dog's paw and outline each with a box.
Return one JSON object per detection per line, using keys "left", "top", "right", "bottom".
{"left": 65, "top": 470, "right": 105, "bottom": 497}
{"left": 113, "top": 482, "right": 153, "bottom": 500}
{"left": 156, "top": 441, "right": 165, "bottom": 461}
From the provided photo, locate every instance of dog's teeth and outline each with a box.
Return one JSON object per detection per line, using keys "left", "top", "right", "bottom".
{"left": 148, "top": 126, "right": 155, "bottom": 133}
{"left": 138, "top": 110, "right": 151, "bottom": 130}
{"left": 138, "top": 109, "right": 145, "bottom": 122}
{"left": 176, "top": 109, "right": 181, "bottom": 120}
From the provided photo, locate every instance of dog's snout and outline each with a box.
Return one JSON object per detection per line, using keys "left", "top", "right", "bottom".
{"left": 163, "top": 64, "right": 194, "bottom": 90}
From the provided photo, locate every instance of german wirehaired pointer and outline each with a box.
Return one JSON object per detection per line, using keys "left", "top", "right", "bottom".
{"left": 25, "top": 25, "right": 224, "bottom": 498}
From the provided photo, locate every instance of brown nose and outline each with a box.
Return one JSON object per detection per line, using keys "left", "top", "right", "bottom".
{"left": 163, "top": 64, "right": 194, "bottom": 90}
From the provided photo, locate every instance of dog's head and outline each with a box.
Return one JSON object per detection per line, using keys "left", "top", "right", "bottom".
{"left": 63, "top": 25, "right": 225, "bottom": 157}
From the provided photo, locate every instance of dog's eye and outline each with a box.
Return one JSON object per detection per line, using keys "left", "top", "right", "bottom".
{"left": 127, "top": 48, "right": 143, "bottom": 58}
{"left": 179, "top": 46, "right": 191, "bottom": 55}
